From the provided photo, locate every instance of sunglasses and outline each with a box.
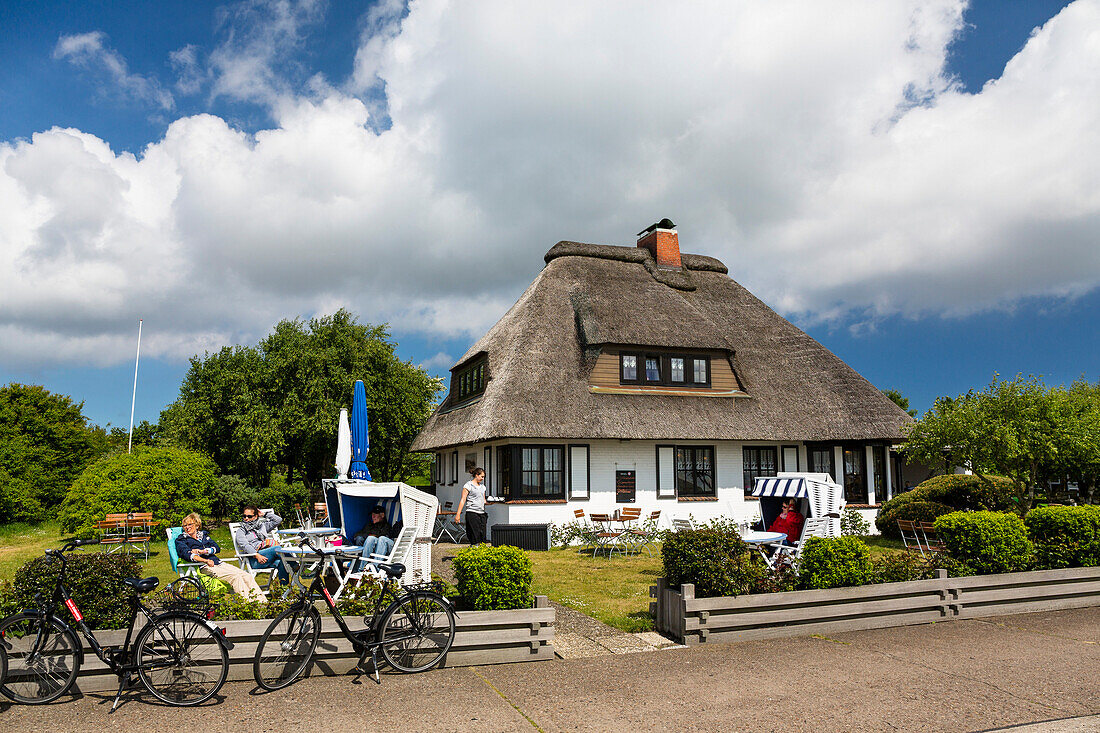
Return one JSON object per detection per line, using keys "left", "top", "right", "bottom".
{"left": 243, "top": 513, "right": 256, "bottom": 519}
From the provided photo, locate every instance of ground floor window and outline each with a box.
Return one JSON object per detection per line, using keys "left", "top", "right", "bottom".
{"left": 497, "top": 445, "right": 565, "bottom": 499}
{"left": 843, "top": 447, "right": 868, "bottom": 504}
{"left": 742, "top": 446, "right": 778, "bottom": 492}
{"left": 675, "top": 446, "right": 715, "bottom": 497}
{"left": 872, "top": 445, "right": 886, "bottom": 502}
{"left": 808, "top": 446, "right": 835, "bottom": 481}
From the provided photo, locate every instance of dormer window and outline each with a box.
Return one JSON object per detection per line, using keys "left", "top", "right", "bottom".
{"left": 644, "top": 357, "right": 661, "bottom": 382}
{"left": 693, "top": 358, "right": 708, "bottom": 384}
{"left": 618, "top": 351, "right": 712, "bottom": 387}
{"left": 453, "top": 357, "right": 488, "bottom": 402}
{"left": 620, "top": 354, "right": 638, "bottom": 382}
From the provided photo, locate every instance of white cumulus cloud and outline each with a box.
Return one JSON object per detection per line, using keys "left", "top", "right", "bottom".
{"left": 54, "top": 31, "right": 174, "bottom": 111}
{"left": 3, "top": 0, "right": 1099, "bottom": 368}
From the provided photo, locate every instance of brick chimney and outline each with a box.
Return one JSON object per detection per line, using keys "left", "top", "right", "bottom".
{"left": 637, "top": 218, "right": 681, "bottom": 269}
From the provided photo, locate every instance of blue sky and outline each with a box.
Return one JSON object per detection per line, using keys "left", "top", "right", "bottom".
{"left": 1, "top": 0, "right": 1096, "bottom": 429}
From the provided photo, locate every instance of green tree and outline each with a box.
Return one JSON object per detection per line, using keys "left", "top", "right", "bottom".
{"left": 160, "top": 309, "right": 442, "bottom": 490}
{"left": 59, "top": 445, "right": 216, "bottom": 536}
{"left": 882, "top": 388, "right": 918, "bottom": 418}
{"left": 904, "top": 374, "right": 1100, "bottom": 507}
{"left": 0, "top": 383, "right": 100, "bottom": 523}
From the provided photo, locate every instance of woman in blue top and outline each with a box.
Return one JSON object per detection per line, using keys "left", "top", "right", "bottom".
{"left": 175, "top": 512, "right": 264, "bottom": 600}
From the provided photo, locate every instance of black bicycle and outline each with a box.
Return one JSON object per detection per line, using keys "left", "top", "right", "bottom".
{"left": 0, "top": 539, "right": 232, "bottom": 710}
{"left": 253, "top": 539, "right": 456, "bottom": 691}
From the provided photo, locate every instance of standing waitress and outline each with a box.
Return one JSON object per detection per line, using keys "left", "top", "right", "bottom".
{"left": 455, "top": 466, "right": 488, "bottom": 544}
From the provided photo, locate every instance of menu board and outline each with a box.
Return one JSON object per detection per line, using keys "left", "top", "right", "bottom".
{"left": 615, "top": 470, "right": 636, "bottom": 503}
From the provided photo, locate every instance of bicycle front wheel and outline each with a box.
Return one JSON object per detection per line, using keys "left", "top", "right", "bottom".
{"left": 135, "top": 612, "right": 229, "bottom": 706}
{"left": 0, "top": 612, "right": 81, "bottom": 704}
{"left": 378, "top": 591, "right": 455, "bottom": 673}
{"left": 253, "top": 606, "right": 320, "bottom": 691}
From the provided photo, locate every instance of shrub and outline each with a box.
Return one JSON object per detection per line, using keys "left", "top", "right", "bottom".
{"left": 208, "top": 472, "right": 309, "bottom": 523}
{"left": 452, "top": 544, "right": 532, "bottom": 610}
{"left": 871, "top": 552, "right": 937, "bottom": 583}
{"left": 796, "top": 537, "right": 873, "bottom": 590}
{"left": 841, "top": 509, "right": 871, "bottom": 536}
{"left": 933, "top": 511, "right": 1034, "bottom": 574}
{"left": 661, "top": 528, "right": 754, "bottom": 598}
{"left": 14, "top": 552, "right": 143, "bottom": 629}
{"left": 549, "top": 520, "right": 587, "bottom": 548}
{"left": 0, "top": 579, "right": 18, "bottom": 618}
{"left": 748, "top": 554, "right": 797, "bottom": 594}
{"left": 59, "top": 446, "right": 216, "bottom": 537}
{"left": 1024, "top": 505, "right": 1100, "bottom": 569}
{"left": 876, "top": 474, "right": 1019, "bottom": 538}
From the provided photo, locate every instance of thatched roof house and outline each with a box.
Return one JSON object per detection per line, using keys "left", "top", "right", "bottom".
{"left": 414, "top": 222, "right": 913, "bottom": 526}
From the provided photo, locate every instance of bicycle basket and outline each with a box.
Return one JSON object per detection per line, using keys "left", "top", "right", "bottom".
{"left": 161, "top": 576, "right": 213, "bottom": 616}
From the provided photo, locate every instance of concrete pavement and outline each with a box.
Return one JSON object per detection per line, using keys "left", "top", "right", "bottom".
{"left": 2, "top": 607, "right": 1097, "bottom": 732}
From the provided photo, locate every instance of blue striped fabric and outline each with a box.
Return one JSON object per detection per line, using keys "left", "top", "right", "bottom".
{"left": 751, "top": 477, "right": 809, "bottom": 498}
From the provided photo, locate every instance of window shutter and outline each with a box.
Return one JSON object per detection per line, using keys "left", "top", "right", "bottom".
{"left": 484, "top": 446, "right": 492, "bottom": 493}
{"left": 569, "top": 445, "right": 589, "bottom": 499}
{"left": 657, "top": 446, "right": 675, "bottom": 498}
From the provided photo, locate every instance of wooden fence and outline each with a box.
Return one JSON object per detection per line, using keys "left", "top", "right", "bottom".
{"left": 651, "top": 566, "right": 1100, "bottom": 645}
{"left": 72, "top": 596, "right": 554, "bottom": 693}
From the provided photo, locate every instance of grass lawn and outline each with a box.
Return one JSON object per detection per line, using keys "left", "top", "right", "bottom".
{"left": 0, "top": 521, "right": 235, "bottom": 584}
{"left": 529, "top": 546, "right": 662, "bottom": 633}
{"left": 862, "top": 535, "right": 906, "bottom": 557}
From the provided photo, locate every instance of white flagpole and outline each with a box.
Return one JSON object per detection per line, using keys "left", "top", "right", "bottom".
{"left": 128, "top": 319, "right": 143, "bottom": 454}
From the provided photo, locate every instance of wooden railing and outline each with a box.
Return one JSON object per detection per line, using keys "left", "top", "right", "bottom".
{"left": 651, "top": 567, "right": 1100, "bottom": 645}
{"left": 72, "top": 596, "right": 554, "bottom": 693}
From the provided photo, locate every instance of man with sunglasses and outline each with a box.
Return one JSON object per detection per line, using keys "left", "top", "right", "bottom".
{"left": 234, "top": 505, "right": 289, "bottom": 583}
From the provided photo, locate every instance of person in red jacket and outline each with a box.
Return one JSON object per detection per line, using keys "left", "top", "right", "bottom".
{"left": 768, "top": 498, "right": 805, "bottom": 544}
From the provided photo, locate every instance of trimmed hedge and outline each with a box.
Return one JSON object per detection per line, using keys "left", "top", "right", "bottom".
{"left": 59, "top": 446, "right": 216, "bottom": 537}
{"left": 934, "top": 511, "right": 1033, "bottom": 574}
{"left": 876, "top": 474, "right": 1019, "bottom": 538}
{"left": 796, "top": 536, "right": 873, "bottom": 590}
{"left": 453, "top": 544, "right": 533, "bottom": 610}
{"left": 1025, "top": 505, "right": 1100, "bottom": 569}
{"left": 661, "top": 528, "right": 755, "bottom": 598}
{"left": 14, "top": 552, "right": 143, "bottom": 629}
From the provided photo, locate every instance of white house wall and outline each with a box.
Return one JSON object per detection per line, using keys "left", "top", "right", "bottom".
{"left": 430, "top": 439, "right": 825, "bottom": 535}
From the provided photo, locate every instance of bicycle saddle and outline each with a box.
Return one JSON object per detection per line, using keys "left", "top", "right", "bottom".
{"left": 381, "top": 563, "right": 405, "bottom": 578}
{"left": 123, "top": 577, "right": 160, "bottom": 594}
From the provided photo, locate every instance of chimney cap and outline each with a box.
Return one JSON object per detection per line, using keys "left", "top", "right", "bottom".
{"left": 637, "top": 218, "right": 676, "bottom": 237}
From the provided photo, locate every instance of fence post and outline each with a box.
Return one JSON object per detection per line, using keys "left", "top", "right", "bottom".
{"left": 650, "top": 578, "right": 666, "bottom": 633}
{"left": 681, "top": 583, "right": 694, "bottom": 643}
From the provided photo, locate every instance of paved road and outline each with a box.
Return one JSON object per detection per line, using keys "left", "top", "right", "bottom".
{"left": 2, "top": 607, "right": 1097, "bottom": 732}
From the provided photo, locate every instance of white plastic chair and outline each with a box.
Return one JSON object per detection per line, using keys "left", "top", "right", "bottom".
{"left": 228, "top": 521, "right": 276, "bottom": 594}
{"left": 335, "top": 526, "right": 418, "bottom": 600}
{"left": 768, "top": 516, "right": 831, "bottom": 569}
{"left": 671, "top": 517, "right": 696, "bottom": 532}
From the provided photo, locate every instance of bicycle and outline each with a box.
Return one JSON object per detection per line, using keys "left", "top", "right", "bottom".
{"left": 253, "top": 538, "right": 455, "bottom": 691}
{"left": 0, "top": 539, "right": 232, "bottom": 711}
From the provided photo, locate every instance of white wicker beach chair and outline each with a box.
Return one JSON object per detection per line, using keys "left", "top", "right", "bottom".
{"left": 768, "top": 516, "right": 831, "bottom": 570}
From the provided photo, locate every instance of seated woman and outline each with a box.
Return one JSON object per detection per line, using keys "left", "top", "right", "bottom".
{"left": 176, "top": 512, "right": 264, "bottom": 600}
{"left": 768, "top": 498, "right": 805, "bottom": 545}
{"left": 352, "top": 505, "right": 394, "bottom": 566}
{"left": 235, "top": 505, "right": 289, "bottom": 584}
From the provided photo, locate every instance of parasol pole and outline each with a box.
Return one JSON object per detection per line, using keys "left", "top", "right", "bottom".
{"left": 128, "top": 319, "right": 142, "bottom": 454}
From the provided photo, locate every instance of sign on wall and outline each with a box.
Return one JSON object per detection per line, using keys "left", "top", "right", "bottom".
{"left": 616, "top": 470, "right": 636, "bottom": 503}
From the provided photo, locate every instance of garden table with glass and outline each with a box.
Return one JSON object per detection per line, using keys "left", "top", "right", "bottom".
{"left": 274, "top": 528, "right": 361, "bottom": 596}
{"left": 741, "top": 530, "right": 787, "bottom": 562}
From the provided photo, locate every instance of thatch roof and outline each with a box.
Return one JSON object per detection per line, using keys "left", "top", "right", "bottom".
{"left": 411, "top": 241, "right": 913, "bottom": 451}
